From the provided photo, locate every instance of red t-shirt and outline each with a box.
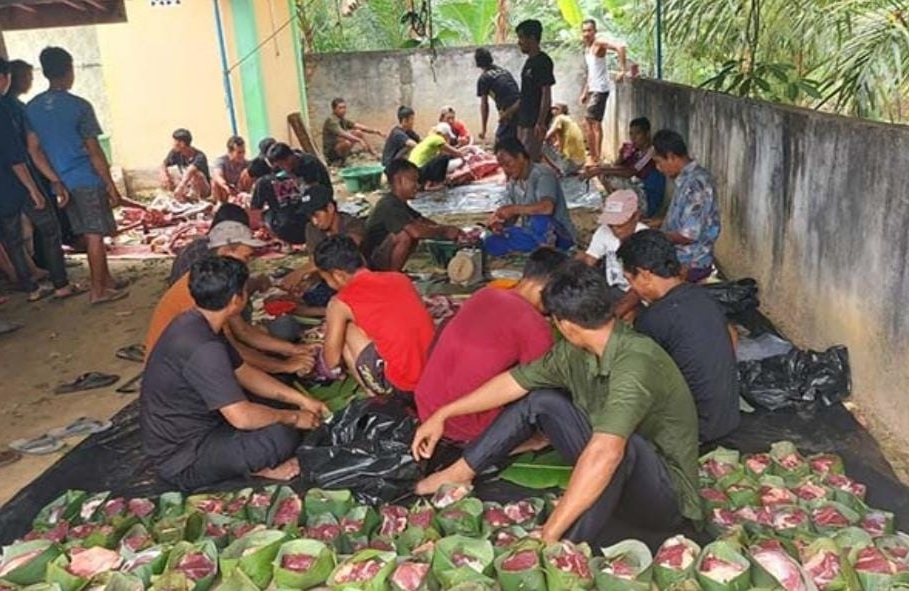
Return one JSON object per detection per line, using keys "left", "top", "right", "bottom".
{"left": 337, "top": 270, "right": 434, "bottom": 391}
{"left": 415, "top": 288, "right": 553, "bottom": 442}
{"left": 451, "top": 120, "right": 470, "bottom": 141}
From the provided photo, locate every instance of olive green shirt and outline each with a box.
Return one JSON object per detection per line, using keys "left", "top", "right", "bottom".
{"left": 510, "top": 321, "right": 703, "bottom": 522}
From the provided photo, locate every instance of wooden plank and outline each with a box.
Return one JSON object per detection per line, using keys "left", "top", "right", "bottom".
{"left": 287, "top": 111, "right": 325, "bottom": 163}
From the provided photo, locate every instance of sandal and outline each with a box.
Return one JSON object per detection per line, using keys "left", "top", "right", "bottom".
{"left": 115, "top": 372, "right": 143, "bottom": 394}
{"left": 0, "top": 449, "right": 21, "bottom": 467}
{"left": 47, "top": 417, "right": 112, "bottom": 439}
{"left": 9, "top": 434, "right": 65, "bottom": 455}
{"left": 90, "top": 288, "right": 129, "bottom": 306}
{"left": 27, "top": 285, "right": 54, "bottom": 302}
{"left": 53, "top": 283, "right": 88, "bottom": 301}
{"left": 54, "top": 372, "right": 120, "bottom": 394}
{"left": 115, "top": 344, "right": 146, "bottom": 363}
{"left": 0, "top": 319, "right": 22, "bottom": 336}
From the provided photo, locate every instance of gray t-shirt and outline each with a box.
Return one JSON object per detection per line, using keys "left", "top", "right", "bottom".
{"left": 504, "top": 164, "right": 577, "bottom": 243}
{"left": 213, "top": 154, "right": 249, "bottom": 187}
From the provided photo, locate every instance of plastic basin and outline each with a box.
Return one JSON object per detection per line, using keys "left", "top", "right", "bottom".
{"left": 339, "top": 165, "right": 385, "bottom": 192}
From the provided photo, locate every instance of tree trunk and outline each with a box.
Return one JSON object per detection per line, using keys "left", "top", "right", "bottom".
{"left": 495, "top": 0, "right": 508, "bottom": 43}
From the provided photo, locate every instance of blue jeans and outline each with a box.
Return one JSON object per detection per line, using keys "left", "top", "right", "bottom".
{"left": 483, "top": 215, "right": 574, "bottom": 256}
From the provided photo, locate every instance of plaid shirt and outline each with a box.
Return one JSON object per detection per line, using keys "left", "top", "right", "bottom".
{"left": 663, "top": 160, "right": 720, "bottom": 269}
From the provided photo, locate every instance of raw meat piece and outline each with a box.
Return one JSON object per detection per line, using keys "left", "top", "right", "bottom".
{"left": 809, "top": 455, "right": 840, "bottom": 475}
{"left": 503, "top": 500, "right": 538, "bottom": 524}
{"left": 549, "top": 543, "right": 591, "bottom": 579}
{"left": 341, "top": 516, "right": 363, "bottom": 534}
{"left": 772, "top": 506, "right": 809, "bottom": 530}
{"left": 824, "top": 474, "right": 866, "bottom": 498}
{"left": 69, "top": 524, "right": 113, "bottom": 540}
{"left": 861, "top": 512, "right": 890, "bottom": 536}
{"left": 452, "top": 552, "right": 484, "bottom": 573}
{"left": 804, "top": 550, "right": 842, "bottom": 590}
{"left": 380, "top": 506, "right": 409, "bottom": 537}
{"left": 174, "top": 552, "right": 215, "bottom": 581}
{"left": 700, "top": 488, "right": 729, "bottom": 503}
{"left": 122, "top": 535, "right": 152, "bottom": 553}
{"left": 333, "top": 559, "right": 383, "bottom": 582}
{"left": 735, "top": 506, "right": 773, "bottom": 526}
{"left": 25, "top": 520, "right": 69, "bottom": 543}
{"left": 281, "top": 554, "right": 316, "bottom": 572}
{"left": 408, "top": 508, "right": 434, "bottom": 529}
{"left": 431, "top": 484, "right": 471, "bottom": 509}
{"left": 204, "top": 522, "right": 227, "bottom": 538}
{"left": 370, "top": 539, "right": 395, "bottom": 551}
{"left": 812, "top": 505, "right": 850, "bottom": 528}
{"left": 441, "top": 509, "right": 471, "bottom": 521}
{"left": 745, "top": 454, "right": 772, "bottom": 475}
{"left": 273, "top": 497, "right": 301, "bottom": 527}
{"left": 794, "top": 481, "right": 828, "bottom": 501}
{"left": 193, "top": 499, "right": 224, "bottom": 514}
{"left": 702, "top": 459, "right": 735, "bottom": 479}
{"left": 600, "top": 557, "right": 636, "bottom": 579}
{"left": 104, "top": 498, "right": 126, "bottom": 518}
{"left": 68, "top": 547, "right": 123, "bottom": 578}
{"left": 248, "top": 493, "right": 271, "bottom": 507}
{"left": 760, "top": 486, "right": 796, "bottom": 506}
{"left": 225, "top": 496, "right": 248, "bottom": 515}
{"left": 655, "top": 537, "right": 696, "bottom": 570}
{"left": 483, "top": 507, "right": 512, "bottom": 529}
{"left": 307, "top": 522, "right": 341, "bottom": 542}
{"left": 0, "top": 550, "right": 42, "bottom": 577}
{"left": 127, "top": 498, "right": 155, "bottom": 518}
{"left": 710, "top": 508, "right": 738, "bottom": 528}
{"left": 501, "top": 550, "right": 539, "bottom": 572}
{"left": 777, "top": 453, "right": 804, "bottom": 470}
{"left": 390, "top": 562, "right": 430, "bottom": 591}
{"left": 751, "top": 546, "right": 808, "bottom": 591}
{"left": 230, "top": 523, "right": 262, "bottom": 539}
{"left": 493, "top": 529, "right": 521, "bottom": 548}
{"left": 854, "top": 547, "right": 897, "bottom": 574}
{"left": 699, "top": 555, "right": 745, "bottom": 583}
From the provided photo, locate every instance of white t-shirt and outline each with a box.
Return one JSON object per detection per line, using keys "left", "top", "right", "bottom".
{"left": 585, "top": 222, "right": 649, "bottom": 289}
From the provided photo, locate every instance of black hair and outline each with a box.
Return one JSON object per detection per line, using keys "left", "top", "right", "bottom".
{"left": 397, "top": 106, "right": 415, "bottom": 122}
{"left": 227, "top": 135, "right": 245, "bottom": 151}
{"left": 211, "top": 203, "right": 250, "bottom": 228}
{"left": 258, "top": 137, "right": 276, "bottom": 156}
{"left": 630, "top": 117, "right": 651, "bottom": 134}
{"left": 582, "top": 19, "right": 597, "bottom": 29}
{"left": 247, "top": 156, "right": 272, "bottom": 179}
{"left": 494, "top": 136, "right": 530, "bottom": 160}
{"left": 331, "top": 97, "right": 346, "bottom": 109}
{"left": 172, "top": 128, "right": 193, "bottom": 145}
{"left": 38, "top": 47, "right": 73, "bottom": 80}
{"left": 542, "top": 261, "right": 614, "bottom": 329}
{"left": 516, "top": 19, "right": 543, "bottom": 42}
{"left": 266, "top": 142, "right": 294, "bottom": 162}
{"left": 8, "top": 60, "right": 33, "bottom": 96}
{"left": 475, "top": 47, "right": 493, "bottom": 69}
{"left": 616, "top": 229, "right": 681, "bottom": 279}
{"left": 0, "top": 57, "right": 9, "bottom": 76}
{"left": 189, "top": 255, "right": 249, "bottom": 312}
{"left": 386, "top": 158, "right": 419, "bottom": 183}
{"left": 522, "top": 247, "right": 569, "bottom": 283}
{"left": 652, "top": 129, "right": 689, "bottom": 159}
{"left": 313, "top": 235, "right": 364, "bottom": 274}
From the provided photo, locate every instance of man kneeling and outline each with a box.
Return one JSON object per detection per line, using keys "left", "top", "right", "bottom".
{"left": 412, "top": 262, "right": 703, "bottom": 545}
{"left": 141, "top": 256, "right": 327, "bottom": 490}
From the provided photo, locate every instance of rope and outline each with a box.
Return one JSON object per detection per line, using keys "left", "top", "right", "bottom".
{"left": 225, "top": 8, "right": 298, "bottom": 74}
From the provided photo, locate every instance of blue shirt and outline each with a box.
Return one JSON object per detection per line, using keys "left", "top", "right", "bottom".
{"left": 0, "top": 102, "right": 29, "bottom": 217}
{"left": 26, "top": 89, "right": 104, "bottom": 190}
{"left": 662, "top": 160, "right": 720, "bottom": 270}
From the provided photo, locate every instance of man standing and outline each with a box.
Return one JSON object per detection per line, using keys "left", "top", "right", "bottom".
{"left": 211, "top": 135, "right": 250, "bottom": 204}
{"left": 618, "top": 230, "right": 740, "bottom": 442}
{"left": 652, "top": 130, "right": 721, "bottom": 282}
{"left": 27, "top": 46, "right": 128, "bottom": 305}
{"left": 322, "top": 97, "right": 383, "bottom": 165}
{"left": 382, "top": 106, "right": 421, "bottom": 170}
{"left": 160, "top": 128, "right": 212, "bottom": 202}
{"left": 475, "top": 48, "right": 521, "bottom": 143}
{"left": 580, "top": 19, "right": 627, "bottom": 164}
{"left": 412, "top": 262, "right": 702, "bottom": 546}
{"left": 515, "top": 20, "right": 555, "bottom": 162}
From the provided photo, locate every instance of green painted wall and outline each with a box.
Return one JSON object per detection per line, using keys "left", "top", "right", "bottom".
{"left": 230, "top": 0, "right": 270, "bottom": 141}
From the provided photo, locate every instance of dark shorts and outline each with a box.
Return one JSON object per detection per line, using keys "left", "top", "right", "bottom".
{"left": 355, "top": 342, "right": 394, "bottom": 396}
{"left": 517, "top": 126, "right": 543, "bottom": 162}
{"left": 67, "top": 186, "right": 117, "bottom": 237}
{"left": 585, "top": 91, "right": 609, "bottom": 122}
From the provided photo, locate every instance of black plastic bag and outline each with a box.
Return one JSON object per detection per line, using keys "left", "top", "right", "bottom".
{"left": 704, "top": 278, "right": 760, "bottom": 316}
{"left": 738, "top": 345, "right": 851, "bottom": 411}
{"left": 296, "top": 395, "right": 422, "bottom": 505}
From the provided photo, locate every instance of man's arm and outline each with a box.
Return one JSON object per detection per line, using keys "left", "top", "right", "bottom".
{"left": 440, "top": 143, "right": 465, "bottom": 159}
{"left": 665, "top": 231, "right": 694, "bottom": 245}
{"left": 598, "top": 39, "right": 628, "bottom": 80}
{"left": 11, "top": 163, "right": 47, "bottom": 210}
{"left": 322, "top": 297, "right": 352, "bottom": 369}
{"left": 536, "top": 86, "right": 553, "bottom": 136}
{"left": 84, "top": 137, "right": 121, "bottom": 207}
{"left": 352, "top": 122, "right": 382, "bottom": 136}
{"left": 541, "top": 433, "right": 626, "bottom": 542}
{"left": 212, "top": 165, "right": 233, "bottom": 195}
{"left": 219, "top": 400, "right": 312, "bottom": 431}
{"left": 235, "top": 362, "right": 329, "bottom": 416}
{"left": 227, "top": 315, "right": 311, "bottom": 358}
{"left": 402, "top": 219, "right": 461, "bottom": 241}
{"left": 479, "top": 95, "right": 490, "bottom": 140}
{"left": 496, "top": 197, "right": 555, "bottom": 222}
{"left": 25, "top": 132, "right": 70, "bottom": 207}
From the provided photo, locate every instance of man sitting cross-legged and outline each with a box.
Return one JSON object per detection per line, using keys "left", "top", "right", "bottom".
{"left": 415, "top": 247, "right": 568, "bottom": 444}
{"left": 141, "top": 255, "right": 328, "bottom": 490}
{"left": 160, "top": 128, "right": 211, "bottom": 202}
{"left": 316, "top": 235, "right": 434, "bottom": 396}
{"left": 412, "top": 261, "right": 703, "bottom": 546}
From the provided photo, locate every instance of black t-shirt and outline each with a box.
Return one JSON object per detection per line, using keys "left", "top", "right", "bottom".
{"left": 635, "top": 283, "right": 741, "bottom": 442}
{"left": 477, "top": 65, "right": 521, "bottom": 113}
{"left": 165, "top": 148, "right": 211, "bottom": 181}
{"left": 382, "top": 126, "right": 421, "bottom": 169}
{"left": 140, "top": 310, "right": 246, "bottom": 478}
{"left": 251, "top": 172, "right": 309, "bottom": 244}
{"left": 363, "top": 193, "right": 423, "bottom": 258}
{"left": 291, "top": 150, "right": 333, "bottom": 191}
{"left": 518, "top": 52, "right": 556, "bottom": 127}
{"left": 0, "top": 101, "right": 29, "bottom": 217}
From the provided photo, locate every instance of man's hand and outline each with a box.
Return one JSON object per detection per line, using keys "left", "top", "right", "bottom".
{"left": 411, "top": 414, "right": 446, "bottom": 460}
{"left": 106, "top": 183, "right": 122, "bottom": 208}
{"left": 535, "top": 122, "right": 547, "bottom": 140}
{"left": 294, "top": 411, "right": 322, "bottom": 430}
{"left": 494, "top": 204, "right": 517, "bottom": 220}
{"left": 51, "top": 181, "right": 70, "bottom": 208}
{"left": 478, "top": 131, "right": 487, "bottom": 142}
{"left": 443, "top": 226, "right": 463, "bottom": 241}
{"left": 580, "top": 91, "right": 589, "bottom": 104}
{"left": 616, "top": 71, "right": 626, "bottom": 83}
{"left": 30, "top": 190, "right": 47, "bottom": 211}
{"left": 285, "top": 353, "right": 315, "bottom": 376}
{"left": 299, "top": 396, "right": 330, "bottom": 418}
{"left": 161, "top": 173, "right": 175, "bottom": 191}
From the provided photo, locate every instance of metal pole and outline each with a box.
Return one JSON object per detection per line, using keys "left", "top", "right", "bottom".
{"left": 655, "top": 0, "right": 663, "bottom": 79}
{"left": 213, "top": 0, "right": 239, "bottom": 136}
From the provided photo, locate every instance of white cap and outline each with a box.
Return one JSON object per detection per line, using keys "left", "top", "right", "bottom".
{"left": 434, "top": 122, "right": 455, "bottom": 139}
{"left": 208, "top": 221, "right": 267, "bottom": 249}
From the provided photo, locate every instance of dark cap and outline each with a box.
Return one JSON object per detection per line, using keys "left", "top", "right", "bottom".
{"left": 302, "top": 184, "right": 335, "bottom": 216}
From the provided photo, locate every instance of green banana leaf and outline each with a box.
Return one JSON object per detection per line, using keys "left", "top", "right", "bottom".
{"left": 0, "top": 540, "right": 64, "bottom": 586}
{"left": 807, "top": 453, "right": 845, "bottom": 477}
{"left": 17, "top": 584, "right": 62, "bottom": 591}
{"left": 118, "top": 524, "right": 154, "bottom": 555}
{"left": 394, "top": 526, "right": 441, "bottom": 556}
{"left": 700, "top": 448, "right": 743, "bottom": 488}
{"left": 34, "top": 492, "right": 89, "bottom": 530}
{"left": 742, "top": 453, "right": 772, "bottom": 480}
{"left": 666, "top": 580, "right": 703, "bottom": 591}
{"left": 389, "top": 561, "right": 434, "bottom": 591}
{"left": 91, "top": 572, "right": 142, "bottom": 591}
{"left": 162, "top": 540, "right": 218, "bottom": 591}
{"left": 121, "top": 545, "right": 170, "bottom": 588}
{"left": 432, "top": 536, "right": 495, "bottom": 588}
{"left": 768, "top": 441, "right": 809, "bottom": 485}
{"left": 747, "top": 542, "right": 817, "bottom": 590}
{"left": 156, "top": 494, "right": 184, "bottom": 522}
{"left": 79, "top": 493, "right": 111, "bottom": 525}
{"left": 810, "top": 502, "right": 861, "bottom": 536}
{"left": 653, "top": 536, "right": 701, "bottom": 590}
{"left": 694, "top": 541, "right": 752, "bottom": 591}
{"left": 148, "top": 572, "right": 192, "bottom": 591}
{"left": 445, "top": 583, "right": 497, "bottom": 591}
{"left": 437, "top": 499, "right": 484, "bottom": 538}
{"left": 338, "top": 506, "right": 380, "bottom": 555}
{"left": 299, "top": 377, "right": 363, "bottom": 413}
{"left": 327, "top": 549, "right": 396, "bottom": 590}
{"left": 490, "top": 527, "right": 530, "bottom": 557}
{"left": 243, "top": 489, "right": 274, "bottom": 526}
{"left": 216, "top": 569, "right": 258, "bottom": 591}
{"left": 223, "top": 490, "right": 252, "bottom": 521}
{"left": 874, "top": 533, "right": 909, "bottom": 564}
{"left": 542, "top": 541, "right": 594, "bottom": 590}
{"left": 219, "top": 530, "right": 286, "bottom": 589}
{"left": 152, "top": 514, "right": 203, "bottom": 545}
{"left": 265, "top": 488, "right": 302, "bottom": 534}
{"left": 200, "top": 515, "right": 234, "bottom": 550}
{"left": 592, "top": 539, "right": 653, "bottom": 590}
{"left": 430, "top": 484, "right": 474, "bottom": 510}
{"left": 499, "top": 450, "right": 573, "bottom": 490}
{"left": 46, "top": 554, "right": 92, "bottom": 591}
{"left": 272, "top": 539, "right": 335, "bottom": 590}
{"left": 832, "top": 527, "right": 873, "bottom": 554}
{"left": 304, "top": 489, "right": 354, "bottom": 521}
{"left": 185, "top": 494, "right": 232, "bottom": 518}
{"left": 800, "top": 537, "right": 861, "bottom": 591}
{"left": 493, "top": 539, "right": 545, "bottom": 591}
{"left": 725, "top": 479, "right": 760, "bottom": 510}
{"left": 859, "top": 508, "right": 895, "bottom": 536}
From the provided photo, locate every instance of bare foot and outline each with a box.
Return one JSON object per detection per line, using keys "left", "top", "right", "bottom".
{"left": 254, "top": 458, "right": 300, "bottom": 481}
{"left": 509, "top": 432, "right": 550, "bottom": 456}
{"left": 414, "top": 458, "right": 476, "bottom": 496}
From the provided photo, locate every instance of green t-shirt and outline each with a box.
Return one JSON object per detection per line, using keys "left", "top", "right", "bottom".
{"left": 510, "top": 320, "right": 703, "bottom": 522}
{"left": 363, "top": 194, "right": 424, "bottom": 260}
{"left": 408, "top": 134, "right": 446, "bottom": 168}
{"left": 322, "top": 116, "right": 355, "bottom": 151}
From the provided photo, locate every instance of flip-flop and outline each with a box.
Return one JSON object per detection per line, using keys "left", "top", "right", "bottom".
{"left": 47, "top": 417, "right": 112, "bottom": 439}
{"left": 115, "top": 344, "right": 146, "bottom": 363}
{"left": 115, "top": 372, "right": 143, "bottom": 394}
{"left": 53, "top": 284, "right": 89, "bottom": 301}
{"left": 90, "top": 288, "right": 129, "bottom": 306}
{"left": 0, "top": 320, "right": 22, "bottom": 336}
{"left": 9, "top": 434, "right": 65, "bottom": 455}
{"left": 27, "top": 285, "right": 54, "bottom": 302}
{"left": 0, "top": 449, "right": 22, "bottom": 468}
{"left": 109, "top": 278, "right": 131, "bottom": 290}
{"left": 54, "top": 372, "right": 120, "bottom": 394}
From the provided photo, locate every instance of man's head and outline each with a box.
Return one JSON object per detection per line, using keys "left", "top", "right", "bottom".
{"left": 433, "top": 122, "right": 455, "bottom": 142}
{"left": 246, "top": 157, "right": 272, "bottom": 181}
{"left": 258, "top": 137, "right": 277, "bottom": 158}
{"left": 518, "top": 247, "right": 569, "bottom": 311}
{"left": 616, "top": 229, "right": 682, "bottom": 302}
{"left": 189, "top": 255, "right": 250, "bottom": 317}
{"left": 331, "top": 97, "right": 347, "bottom": 119}
{"left": 475, "top": 47, "right": 494, "bottom": 70}
{"left": 172, "top": 128, "right": 193, "bottom": 153}
{"left": 439, "top": 107, "right": 456, "bottom": 126}
{"left": 581, "top": 19, "right": 597, "bottom": 45}
{"left": 629, "top": 117, "right": 652, "bottom": 150}
{"left": 494, "top": 136, "right": 531, "bottom": 181}
{"left": 208, "top": 220, "right": 266, "bottom": 264}
{"left": 39, "top": 47, "right": 74, "bottom": 88}
{"left": 226, "top": 135, "right": 246, "bottom": 161}
{"left": 551, "top": 102, "right": 569, "bottom": 117}
{"left": 386, "top": 158, "right": 420, "bottom": 200}
{"left": 9, "top": 60, "right": 34, "bottom": 97}
{"left": 652, "top": 129, "right": 691, "bottom": 178}
{"left": 543, "top": 261, "right": 615, "bottom": 345}
{"left": 599, "top": 190, "right": 641, "bottom": 242}
{"left": 0, "top": 58, "right": 9, "bottom": 95}
{"left": 266, "top": 142, "right": 296, "bottom": 174}
{"left": 314, "top": 235, "right": 364, "bottom": 291}
{"left": 516, "top": 19, "right": 543, "bottom": 54}
{"left": 304, "top": 185, "right": 337, "bottom": 231}
{"left": 211, "top": 203, "right": 250, "bottom": 228}
{"left": 397, "top": 106, "right": 415, "bottom": 130}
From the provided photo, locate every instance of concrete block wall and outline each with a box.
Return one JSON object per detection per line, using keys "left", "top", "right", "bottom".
{"left": 612, "top": 79, "right": 909, "bottom": 440}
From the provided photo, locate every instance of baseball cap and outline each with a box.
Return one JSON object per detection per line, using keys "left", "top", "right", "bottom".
{"left": 598, "top": 190, "right": 639, "bottom": 226}
{"left": 208, "top": 220, "right": 267, "bottom": 249}
{"left": 301, "top": 184, "right": 335, "bottom": 216}
{"left": 434, "top": 122, "right": 455, "bottom": 139}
